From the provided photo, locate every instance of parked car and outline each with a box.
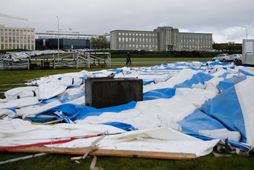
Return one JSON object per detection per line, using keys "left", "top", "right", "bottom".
{"left": 229, "top": 54, "right": 242, "bottom": 65}
{"left": 229, "top": 54, "right": 242, "bottom": 61}
{"left": 212, "top": 53, "right": 230, "bottom": 62}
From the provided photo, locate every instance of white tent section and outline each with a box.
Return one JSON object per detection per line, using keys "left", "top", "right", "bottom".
{"left": 52, "top": 128, "right": 219, "bottom": 157}
{"left": 0, "top": 118, "right": 218, "bottom": 157}
{"left": 143, "top": 69, "right": 197, "bottom": 92}
{"left": 0, "top": 61, "right": 254, "bottom": 158}
{"left": 75, "top": 87, "right": 215, "bottom": 130}
{"left": 235, "top": 77, "right": 254, "bottom": 146}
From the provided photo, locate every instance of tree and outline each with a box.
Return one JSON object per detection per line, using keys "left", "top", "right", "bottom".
{"left": 91, "top": 36, "right": 110, "bottom": 49}
{"left": 212, "top": 43, "right": 242, "bottom": 52}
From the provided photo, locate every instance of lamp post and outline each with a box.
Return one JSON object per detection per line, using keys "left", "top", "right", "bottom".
{"left": 240, "top": 25, "right": 248, "bottom": 39}
{"left": 56, "top": 16, "right": 60, "bottom": 61}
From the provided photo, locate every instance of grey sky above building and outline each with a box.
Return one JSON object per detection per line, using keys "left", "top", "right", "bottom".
{"left": 0, "top": 0, "right": 253, "bottom": 43}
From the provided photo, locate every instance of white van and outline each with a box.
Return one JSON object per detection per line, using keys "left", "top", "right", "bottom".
{"left": 242, "top": 39, "right": 254, "bottom": 65}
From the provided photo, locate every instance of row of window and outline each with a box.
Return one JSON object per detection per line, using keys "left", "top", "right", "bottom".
{"left": 0, "top": 35, "right": 34, "bottom": 39}
{"left": 180, "top": 37, "right": 211, "bottom": 42}
{"left": 0, "top": 42, "right": 35, "bottom": 46}
{"left": 180, "top": 43, "right": 211, "bottom": 47}
{"left": 118, "top": 32, "right": 156, "bottom": 37}
{"left": 1, "top": 37, "right": 34, "bottom": 43}
{"left": 180, "top": 36, "right": 211, "bottom": 39}
{"left": 0, "top": 44, "right": 34, "bottom": 50}
{"left": 0, "top": 29, "right": 34, "bottom": 34}
{"left": 179, "top": 39, "right": 211, "bottom": 42}
{"left": 1, "top": 40, "right": 34, "bottom": 44}
{"left": 179, "top": 45, "right": 212, "bottom": 49}
{"left": 119, "top": 44, "right": 157, "bottom": 49}
{"left": 0, "top": 33, "right": 34, "bottom": 37}
{"left": 118, "top": 37, "right": 157, "bottom": 44}
{"left": 0, "top": 35, "right": 34, "bottom": 38}
{"left": 116, "top": 43, "right": 211, "bottom": 50}
{"left": 180, "top": 34, "right": 211, "bottom": 37}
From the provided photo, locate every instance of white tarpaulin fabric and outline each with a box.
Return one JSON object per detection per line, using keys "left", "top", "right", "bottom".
{"left": 0, "top": 61, "right": 253, "bottom": 156}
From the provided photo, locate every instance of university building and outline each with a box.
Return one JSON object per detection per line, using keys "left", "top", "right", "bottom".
{"left": 0, "top": 25, "right": 35, "bottom": 50}
{"left": 110, "top": 26, "right": 212, "bottom": 51}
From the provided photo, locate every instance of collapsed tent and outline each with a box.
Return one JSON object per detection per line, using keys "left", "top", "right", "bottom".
{"left": 0, "top": 61, "right": 254, "bottom": 158}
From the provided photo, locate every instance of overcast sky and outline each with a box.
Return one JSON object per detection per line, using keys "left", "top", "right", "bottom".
{"left": 0, "top": 0, "right": 253, "bottom": 43}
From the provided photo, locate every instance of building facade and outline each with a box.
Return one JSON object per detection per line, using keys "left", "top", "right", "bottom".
{"left": 0, "top": 25, "right": 35, "bottom": 50}
{"left": 110, "top": 30, "right": 158, "bottom": 51}
{"left": 36, "top": 31, "right": 91, "bottom": 50}
{"left": 110, "top": 26, "right": 212, "bottom": 51}
{"left": 36, "top": 38, "right": 90, "bottom": 50}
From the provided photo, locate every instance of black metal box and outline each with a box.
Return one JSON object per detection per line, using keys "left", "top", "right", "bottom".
{"left": 85, "top": 78, "right": 143, "bottom": 108}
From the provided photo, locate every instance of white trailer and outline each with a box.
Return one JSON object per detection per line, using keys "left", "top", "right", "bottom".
{"left": 242, "top": 39, "right": 254, "bottom": 65}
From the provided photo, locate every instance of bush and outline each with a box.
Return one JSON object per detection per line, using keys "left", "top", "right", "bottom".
{"left": 108, "top": 50, "right": 228, "bottom": 58}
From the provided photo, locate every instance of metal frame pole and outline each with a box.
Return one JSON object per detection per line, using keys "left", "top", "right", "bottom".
{"left": 56, "top": 16, "right": 60, "bottom": 61}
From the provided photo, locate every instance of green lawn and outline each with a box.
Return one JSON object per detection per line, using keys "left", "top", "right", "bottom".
{"left": 111, "top": 57, "right": 211, "bottom": 62}
{"left": 0, "top": 153, "right": 253, "bottom": 170}
{"left": 0, "top": 58, "right": 253, "bottom": 169}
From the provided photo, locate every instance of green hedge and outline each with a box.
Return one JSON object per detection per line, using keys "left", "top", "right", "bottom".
{"left": 109, "top": 50, "right": 242, "bottom": 58}
{"left": 0, "top": 49, "right": 28, "bottom": 54}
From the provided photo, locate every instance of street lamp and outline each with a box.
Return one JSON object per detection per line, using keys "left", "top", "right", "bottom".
{"left": 56, "top": 16, "right": 60, "bottom": 61}
{"left": 240, "top": 25, "right": 248, "bottom": 39}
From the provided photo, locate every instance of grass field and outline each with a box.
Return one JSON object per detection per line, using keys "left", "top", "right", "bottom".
{"left": 0, "top": 57, "right": 253, "bottom": 170}
{"left": 0, "top": 153, "right": 253, "bottom": 170}
{"left": 111, "top": 57, "right": 211, "bottom": 62}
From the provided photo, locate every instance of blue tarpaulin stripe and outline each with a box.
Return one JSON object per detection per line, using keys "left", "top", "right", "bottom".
{"left": 143, "top": 88, "right": 176, "bottom": 100}
{"left": 25, "top": 101, "right": 137, "bottom": 122}
{"left": 239, "top": 69, "right": 254, "bottom": 76}
{"left": 143, "top": 80, "right": 155, "bottom": 85}
{"left": 217, "top": 76, "right": 246, "bottom": 92}
{"left": 175, "top": 72, "right": 213, "bottom": 88}
{"left": 181, "top": 132, "right": 250, "bottom": 152}
{"left": 102, "top": 122, "right": 137, "bottom": 131}
{"left": 179, "top": 85, "right": 247, "bottom": 149}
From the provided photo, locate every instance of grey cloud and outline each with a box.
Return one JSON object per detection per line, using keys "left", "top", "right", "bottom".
{"left": 0, "top": 0, "right": 253, "bottom": 42}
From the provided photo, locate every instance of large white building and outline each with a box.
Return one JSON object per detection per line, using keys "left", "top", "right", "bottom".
{"left": 110, "top": 26, "right": 212, "bottom": 51}
{"left": 0, "top": 25, "right": 35, "bottom": 50}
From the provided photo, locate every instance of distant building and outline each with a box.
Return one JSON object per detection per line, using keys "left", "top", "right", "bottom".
{"left": 0, "top": 25, "right": 35, "bottom": 50}
{"left": 110, "top": 26, "right": 212, "bottom": 51}
{"left": 36, "top": 31, "right": 92, "bottom": 50}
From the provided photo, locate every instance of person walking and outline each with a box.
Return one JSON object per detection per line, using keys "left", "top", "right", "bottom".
{"left": 126, "top": 52, "right": 132, "bottom": 65}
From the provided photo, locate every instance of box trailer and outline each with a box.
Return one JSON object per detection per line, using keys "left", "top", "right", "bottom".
{"left": 242, "top": 39, "right": 254, "bottom": 66}
{"left": 85, "top": 77, "right": 143, "bottom": 108}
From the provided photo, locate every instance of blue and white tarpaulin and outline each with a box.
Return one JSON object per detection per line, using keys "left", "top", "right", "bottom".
{"left": 0, "top": 61, "right": 254, "bottom": 156}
